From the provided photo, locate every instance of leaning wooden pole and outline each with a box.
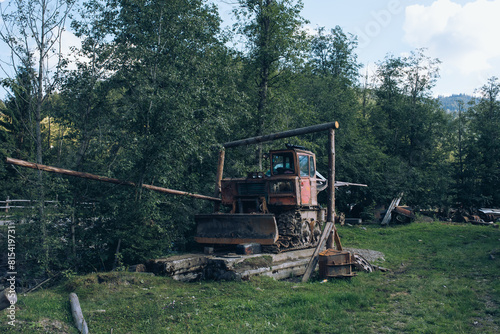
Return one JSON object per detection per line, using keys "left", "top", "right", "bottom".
{"left": 5, "top": 157, "right": 221, "bottom": 202}
{"left": 301, "top": 221, "right": 334, "bottom": 283}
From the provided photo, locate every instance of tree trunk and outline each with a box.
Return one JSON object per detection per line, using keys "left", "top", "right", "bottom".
{"left": 36, "top": 4, "right": 48, "bottom": 268}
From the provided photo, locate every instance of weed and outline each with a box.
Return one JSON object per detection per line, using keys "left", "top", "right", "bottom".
{"left": 233, "top": 255, "right": 273, "bottom": 269}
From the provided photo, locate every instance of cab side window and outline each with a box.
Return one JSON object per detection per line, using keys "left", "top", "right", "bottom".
{"left": 299, "top": 155, "right": 309, "bottom": 177}
{"left": 309, "top": 156, "right": 315, "bottom": 177}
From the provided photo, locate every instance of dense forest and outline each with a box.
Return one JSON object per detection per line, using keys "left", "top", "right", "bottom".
{"left": 438, "top": 94, "right": 474, "bottom": 113}
{"left": 1, "top": 0, "right": 499, "bottom": 278}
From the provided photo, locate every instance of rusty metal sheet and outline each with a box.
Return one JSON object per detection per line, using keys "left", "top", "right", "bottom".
{"left": 318, "top": 249, "right": 355, "bottom": 278}
{"left": 194, "top": 214, "right": 278, "bottom": 245}
{"left": 394, "top": 206, "right": 415, "bottom": 219}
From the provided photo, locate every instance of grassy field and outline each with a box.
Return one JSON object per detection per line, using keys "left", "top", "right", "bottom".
{"left": 1, "top": 221, "right": 499, "bottom": 333}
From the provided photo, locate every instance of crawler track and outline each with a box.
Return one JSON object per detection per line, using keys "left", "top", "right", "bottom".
{"left": 263, "top": 210, "right": 323, "bottom": 253}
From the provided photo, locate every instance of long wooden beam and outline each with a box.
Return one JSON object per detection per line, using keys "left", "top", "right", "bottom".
{"left": 5, "top": 157, "right": 222, "bottom": 202}
{"left": 223, "top": 121, "right": 339, "bottom": 148}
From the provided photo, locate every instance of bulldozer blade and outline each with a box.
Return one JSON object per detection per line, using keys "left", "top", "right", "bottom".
{"left": 194, "top": 214, "right": 278, "bottom": 245}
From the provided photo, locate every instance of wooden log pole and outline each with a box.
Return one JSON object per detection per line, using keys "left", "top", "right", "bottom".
{"left": 326, "top": 127, "right": 336, "bottom": 249}
{"left": 303, "top": 125, "right": 342, "bottom": 282}
{"left": 69, "top": 293, "right": 89, "bottom": 334}
{"left": 213, "top": 149, "right": 225, "bottom": 212}
{"left": 5, "top": 157, "right": 221, "bottom": 203}
{"left": 327, "top": 128, "right": 335, "bottom": 223}
{"left": 223, "top": 121, "right": 339, "bottom": 148}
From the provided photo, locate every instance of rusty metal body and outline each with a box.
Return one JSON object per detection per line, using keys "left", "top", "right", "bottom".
{"left": 393, "top": 206, "right": 415, "bottom": 223}
{"left": 195, "top": 146, "right": 327, "bottom": 252}
{"left": 221, "top": 148, "right": 319, "bottom": 208}
{"left": 478, "top": 208, "right": 500, "bottom": 222}
{"left": 318, "top": 249, "right": 355, "bottom": 278}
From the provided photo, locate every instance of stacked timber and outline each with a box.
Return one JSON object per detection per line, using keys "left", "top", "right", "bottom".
{"left": 146, "top": 254, "right": 209, "bottom": 282}
{"left": 146, "top": 249, "right": 320, "bottom": 282}
{"left": 143, "top": 246, "right": 387, "bottom": 282}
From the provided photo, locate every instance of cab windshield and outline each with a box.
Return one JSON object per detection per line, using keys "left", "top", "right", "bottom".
{"left": 271, "top": 152, "right": 295, "bottom": 175}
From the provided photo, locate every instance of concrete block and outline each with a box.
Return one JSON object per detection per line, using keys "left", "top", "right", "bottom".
{"left": 236, "top": 243, "right": 261, "bottom": 255}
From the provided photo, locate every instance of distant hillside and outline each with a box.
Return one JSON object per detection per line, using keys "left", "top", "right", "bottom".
{"left": 438, "top": 94, "right": 473, "bottom": 113}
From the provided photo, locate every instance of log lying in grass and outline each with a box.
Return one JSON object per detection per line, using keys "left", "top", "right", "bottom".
{"left": 69, "top": 293, "right": 89, "bottom": 334}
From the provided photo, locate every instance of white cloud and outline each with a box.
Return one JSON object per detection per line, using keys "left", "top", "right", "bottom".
{"left": 404, "top": 0, "right": 500, "bottom": 75}
{"left": 60, "top": 29, "right": 82, "bottom": 70}
{"left": 302, "top": 24, "right": 320, "bottom": 37}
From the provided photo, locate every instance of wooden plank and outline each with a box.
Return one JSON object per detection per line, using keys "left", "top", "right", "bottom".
{"left": 333, "top": 228, "right": 343, "bottom": 251}
{"left": 381, "top": 192, "right": 403, "bottom": 225}
{"left": 301, "top": 221, "right": 334, "bottom": 282}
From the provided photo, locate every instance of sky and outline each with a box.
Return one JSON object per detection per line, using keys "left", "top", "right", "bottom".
{"left": 1, "top": 0, "right": 499, "bottom": 98}
{"left": 216, "top": 0, "right": 500, "bottom": 97}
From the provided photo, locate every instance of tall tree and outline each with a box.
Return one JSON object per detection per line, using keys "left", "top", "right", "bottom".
{"left": 451, "top": 99, "right": 469, "bottom": 208}
{"left": 461, "top": 77, "right": 500, "bottom": 207}
{"left": 61, "top": 0, "right": 119, "bottom": 170}
{"left": 83, "top": 0, "right": 237, "bottom": 264}
{"left": 298, "top": 26, "right": 379, "bottom": 216}
{"left": 234, "top": 0, "right": 307, "bottom": 169}
{"left": 1, "top": 66, "right": 37, "bottom": 161}
{"left": 371, "top": 49, "right": 452, "bottom": 207}
{"left": 0, "top": 0, "right": 76, "bottom": 271}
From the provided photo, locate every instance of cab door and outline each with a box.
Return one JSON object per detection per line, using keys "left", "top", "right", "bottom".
{"left": 298, "top": 154, "right": 311, "bottom": 205}
{"left": 299, "top": 154, "right": 318, "bottom": 206}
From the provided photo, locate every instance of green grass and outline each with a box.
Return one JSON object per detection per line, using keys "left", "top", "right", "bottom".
{"left": 1, "top": 221, "right": 499, "bottom": 333}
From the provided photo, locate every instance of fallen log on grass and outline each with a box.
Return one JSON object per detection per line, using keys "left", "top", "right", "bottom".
{"left": 69, "top": 293, "right": 89, "bottom": 334}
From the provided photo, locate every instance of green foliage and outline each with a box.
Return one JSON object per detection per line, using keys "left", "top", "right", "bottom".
{"left": 368, "top": 49, "right": 454, "bottom": 208}
{"left": 233, "top": 0, "right": 308, "bottom": 168}
{"left": 459, "top": 77, "right": 500, "bottom": 207}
